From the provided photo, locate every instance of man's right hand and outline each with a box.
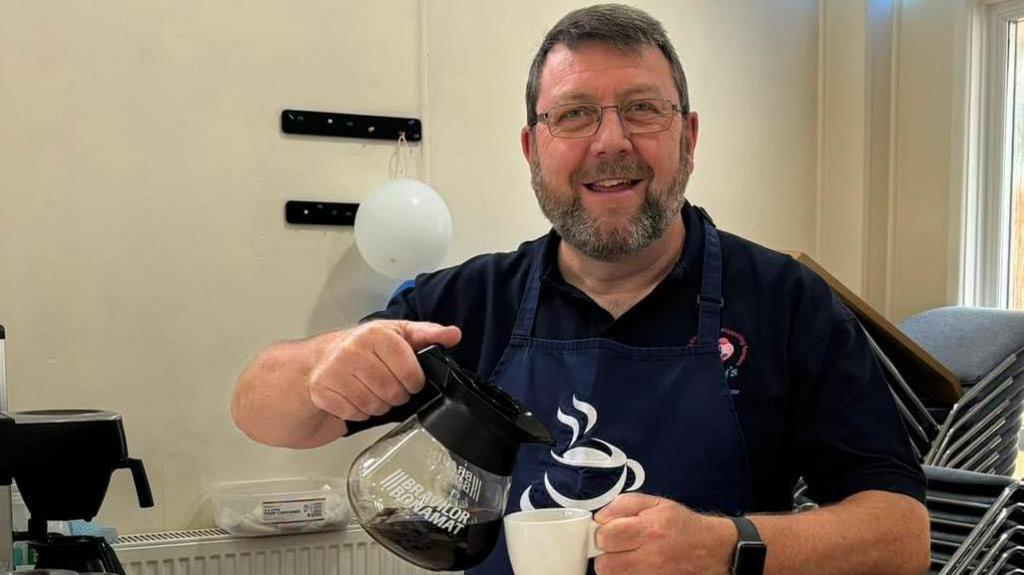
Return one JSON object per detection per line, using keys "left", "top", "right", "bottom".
{"left": 307, "top": 320, "right": 462, "bottom": 423}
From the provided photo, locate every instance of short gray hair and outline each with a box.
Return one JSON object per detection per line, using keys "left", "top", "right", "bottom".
{"left": 525, "top": 4, "right": 690, "bottom": 127}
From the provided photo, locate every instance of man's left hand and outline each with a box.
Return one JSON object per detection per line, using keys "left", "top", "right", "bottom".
{"left": 593, "top": 493, "right": 737, "bottom": 575}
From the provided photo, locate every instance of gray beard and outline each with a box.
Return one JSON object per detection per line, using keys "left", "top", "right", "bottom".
{"left": 530, "top": 146, "right": 691, "bottom": 262}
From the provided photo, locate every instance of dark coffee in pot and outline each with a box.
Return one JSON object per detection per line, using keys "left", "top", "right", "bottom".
{"left": 347, "top": 346, "right": 555, "bottom": 571}
{"left": 363, "top": 508, "right": 502, "bottom": 571}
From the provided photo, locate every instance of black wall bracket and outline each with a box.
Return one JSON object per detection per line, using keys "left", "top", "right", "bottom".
{"left": 285, "top": 201, "right": 360, "bottom": 226}
{"left": 281, "top": 110, "right": 422, "bottom": 142}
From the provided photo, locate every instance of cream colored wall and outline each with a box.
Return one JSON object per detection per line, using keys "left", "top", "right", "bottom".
{"left": 889, "top": 0, "right": 966, "bottom": 320}
{"left": 815, "top": 0, "right": 968, "bottom": 320}
{"left": 0, "top": 1, "right": 819, "bottom": 533}
{"left": 819, "top": 0, "right": 869, "bottom": 294}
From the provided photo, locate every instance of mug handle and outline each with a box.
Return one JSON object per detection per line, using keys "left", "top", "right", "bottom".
{"left": 588, "top": 520, "right": 605, "bottom": 558}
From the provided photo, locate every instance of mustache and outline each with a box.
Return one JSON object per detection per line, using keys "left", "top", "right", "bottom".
{"left": 571, "top": 156, "right": 654, "bottom": 186}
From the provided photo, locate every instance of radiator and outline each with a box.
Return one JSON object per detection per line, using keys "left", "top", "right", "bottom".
{"left": 113, "top": 526, "right": 459, "bottom": 575}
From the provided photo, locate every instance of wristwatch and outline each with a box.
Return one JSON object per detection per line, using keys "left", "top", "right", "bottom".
{"left": 728, "top": 515, "right": 767, "bottom": 575}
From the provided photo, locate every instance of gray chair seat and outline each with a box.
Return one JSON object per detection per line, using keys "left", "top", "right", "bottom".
{"left": 899, "top": 307, "right": 1024, "bottom": 478}
{"left": 900, "top": 306, "right": 1024, "bottom": 388}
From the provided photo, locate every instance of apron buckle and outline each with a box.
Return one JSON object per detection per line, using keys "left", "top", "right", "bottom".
{"left": 697, "top": 294, "right": 725, "bottom": 308}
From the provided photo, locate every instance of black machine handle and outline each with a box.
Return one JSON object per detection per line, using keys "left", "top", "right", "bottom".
{"left": 98, "top": 537, "right": 127, "bottom": 575}
{"left": 126, "top": 458, "right": 154, "bottom": 509}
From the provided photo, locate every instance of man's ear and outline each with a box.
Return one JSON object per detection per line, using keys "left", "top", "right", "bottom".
{"left": 685, "top": 111, "right": 699, "bottom": 162}
{"left": 521, "top": 126, "right": 534, "bottom": 164}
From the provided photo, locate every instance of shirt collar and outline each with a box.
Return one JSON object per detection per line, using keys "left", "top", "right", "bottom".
{"left": 538, "top": 201, "right": 705, "bottom": 290}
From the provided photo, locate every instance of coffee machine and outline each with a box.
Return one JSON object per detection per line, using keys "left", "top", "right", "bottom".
{"left": 0, "top": 325, "right": 155, "bottom": 573}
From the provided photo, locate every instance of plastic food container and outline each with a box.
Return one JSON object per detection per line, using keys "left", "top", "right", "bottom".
{"left": 210, "top": 477, "right": 350, "bottom": 536}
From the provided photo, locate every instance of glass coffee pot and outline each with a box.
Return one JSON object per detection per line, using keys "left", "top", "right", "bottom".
{"left": 347, "top": 345, "right": 554, "bottom": 571}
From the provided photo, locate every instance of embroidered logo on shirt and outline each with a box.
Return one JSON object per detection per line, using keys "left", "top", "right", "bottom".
{"left": 518, "top": 395, "right": 646, "bottom": 511}
{"left": 690, "top": 328, "right": 749, "bottom": 388}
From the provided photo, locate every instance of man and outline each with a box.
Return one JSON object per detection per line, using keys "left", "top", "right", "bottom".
{"left": 233, "top": 5, "right": 930, "bottom": 574}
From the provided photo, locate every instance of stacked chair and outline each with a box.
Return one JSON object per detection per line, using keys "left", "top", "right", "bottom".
{"left": 900, "top": 307, "right": 1024, "bottom": 477}
{"left": 897, "top": 307, "right": 1024, "bottom": 574}
{"left": 791, "top": 251, "right": 1024, "bottom": 573}
{"left": 862, "top": 326, "right": 941, "bottom": 461}
{"left": 792, "top": 309, "right": 1024, "bottom": 530}
{"left": 924, "top": 465, "right": 1021, "bottom": 574}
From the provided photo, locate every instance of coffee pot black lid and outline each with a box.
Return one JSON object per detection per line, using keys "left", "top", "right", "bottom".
{"left": 415, "top": 346, "right": 554, "bottom": 476}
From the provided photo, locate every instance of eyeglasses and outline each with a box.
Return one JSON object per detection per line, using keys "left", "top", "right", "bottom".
{"left": 533, "top": 98, "right": 687, "bottom": 139}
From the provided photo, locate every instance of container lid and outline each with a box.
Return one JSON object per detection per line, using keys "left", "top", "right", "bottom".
{"left": 211, "top": 477, "right": 345, "bottom": 497}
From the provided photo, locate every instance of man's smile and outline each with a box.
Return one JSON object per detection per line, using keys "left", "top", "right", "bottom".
{"left": 583, "top": 178, "right": 644, "bottom": 193}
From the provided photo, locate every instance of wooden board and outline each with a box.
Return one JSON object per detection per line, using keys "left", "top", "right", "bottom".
{"left": 786, "top": 251, "right": 962, "bottom": 406}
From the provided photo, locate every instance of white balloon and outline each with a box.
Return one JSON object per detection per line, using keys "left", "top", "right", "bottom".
{"left": 354, "top": 178, "right": 453, "bottom": 279}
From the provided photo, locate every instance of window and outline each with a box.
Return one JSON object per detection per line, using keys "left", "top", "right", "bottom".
{"left": 1012, "top": 21, "right": 1024, "bottom": 308}
{"left": 967, "top": 1, "right": 1024, "bottom": 309}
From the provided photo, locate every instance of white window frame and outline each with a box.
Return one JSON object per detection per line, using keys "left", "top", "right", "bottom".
{"left": 964, "top": 0, "right": 1024, "bottom": 307}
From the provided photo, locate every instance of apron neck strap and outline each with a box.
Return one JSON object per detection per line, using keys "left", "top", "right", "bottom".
{"left": 695, "top": 214, "right": 724, "bottom": 346}
{"left": 510, "top": 243, "right": 545, "bottom": 338}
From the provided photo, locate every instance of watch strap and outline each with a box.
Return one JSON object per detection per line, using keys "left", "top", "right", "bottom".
{"left": 728, "top": 515, "right": 766, "bottom": 575}
{"left": 730, "top": 515, "right": 761, "bottom": 542}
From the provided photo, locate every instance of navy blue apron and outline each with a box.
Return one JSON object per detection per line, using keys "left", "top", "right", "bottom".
{"left": 469, "top": 215, "right": 754, "bottom": 575}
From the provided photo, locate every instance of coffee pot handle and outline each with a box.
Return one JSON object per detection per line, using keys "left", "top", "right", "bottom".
{"left": 417, "top": 345, "right": 455, "bottom": 392}
{"left": 126, "top": 458, "right": 155, "bottom": 508}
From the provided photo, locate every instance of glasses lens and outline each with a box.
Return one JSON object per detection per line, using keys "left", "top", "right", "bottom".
{"left": 548, "top": 104, "right": 599, "bottom": 137}
{"left": 621, "top": 99, "right": 673, "bottom": 134}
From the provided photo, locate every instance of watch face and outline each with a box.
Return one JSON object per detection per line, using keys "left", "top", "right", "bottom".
{"left": 734, "top": 542, "right": 767, "bottom": 575}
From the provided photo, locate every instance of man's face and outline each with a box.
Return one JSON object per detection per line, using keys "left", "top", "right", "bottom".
{"left": 522, "top": 43, "right": 698, "bottom": 261}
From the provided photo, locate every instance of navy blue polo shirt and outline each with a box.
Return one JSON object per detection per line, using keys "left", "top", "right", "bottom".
{"left": 356, "top": 202, "right": 926, "bottom": 511}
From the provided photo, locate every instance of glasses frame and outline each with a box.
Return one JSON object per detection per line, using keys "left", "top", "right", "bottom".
{"left": 532, "top": 98, "right": 689, "bottom": 139}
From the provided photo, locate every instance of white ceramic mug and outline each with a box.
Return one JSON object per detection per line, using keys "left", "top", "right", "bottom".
{"left": 503, "top": 508, "right": 604, "bottom": 575}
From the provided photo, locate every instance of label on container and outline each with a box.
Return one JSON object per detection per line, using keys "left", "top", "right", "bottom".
{"left": 261, "top": 497, "right": 327, "bottom": 524}
{"left": 379, "top": 469, "right": 470, "bottom": 536}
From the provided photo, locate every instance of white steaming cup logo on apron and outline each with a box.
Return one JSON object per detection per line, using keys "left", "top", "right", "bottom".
{"left": 519, "top": 395, "right": 646, "bottom": 511}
